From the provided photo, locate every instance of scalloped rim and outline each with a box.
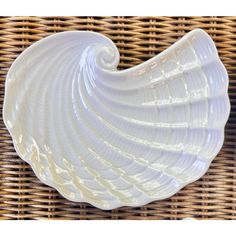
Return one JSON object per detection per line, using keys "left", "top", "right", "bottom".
{"left": 3, "top": 29, "right": 231, "bottom": 210}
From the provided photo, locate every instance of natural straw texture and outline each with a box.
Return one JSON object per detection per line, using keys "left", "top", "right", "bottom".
{"left": 0, "top": 16, "right": 235, "bottom": 220}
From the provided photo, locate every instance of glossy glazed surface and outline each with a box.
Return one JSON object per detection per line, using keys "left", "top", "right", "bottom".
{"left": 3, "top": 29, "right": 230, "bottom": 210}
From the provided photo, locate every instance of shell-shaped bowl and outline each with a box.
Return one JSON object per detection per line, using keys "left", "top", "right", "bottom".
{"left": 3, "top": 29, "right": 230, "bottom": 210}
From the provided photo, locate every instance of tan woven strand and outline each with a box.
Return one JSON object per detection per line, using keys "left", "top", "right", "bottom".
{"left": 0, "top": 16, "right": 235, "bottom": 220}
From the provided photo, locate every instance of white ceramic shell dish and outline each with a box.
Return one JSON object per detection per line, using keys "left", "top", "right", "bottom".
{"left": 3, "top": 29, "right": 230, "bottom": 210}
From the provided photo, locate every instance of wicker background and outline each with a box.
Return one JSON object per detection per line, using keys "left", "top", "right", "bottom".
{"left": 0, "top": 16, "right": 235, "bottom": 220}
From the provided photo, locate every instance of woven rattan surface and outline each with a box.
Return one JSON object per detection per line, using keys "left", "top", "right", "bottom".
{"left": 0, "top": 16, "right": 235, "bottom": 220}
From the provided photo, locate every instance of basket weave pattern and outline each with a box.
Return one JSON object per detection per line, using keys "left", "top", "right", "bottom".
{"left": 0, "top": 16, "right": 235, "bottom": 220}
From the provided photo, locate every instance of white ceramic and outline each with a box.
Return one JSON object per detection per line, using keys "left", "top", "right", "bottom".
{"left": 3, "top": 29, "right": 230, "bottom": 210}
